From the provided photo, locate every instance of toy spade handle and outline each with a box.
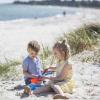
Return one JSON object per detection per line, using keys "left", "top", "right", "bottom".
{"left": 42, "top": 68, "right": 49, "bottom": 75}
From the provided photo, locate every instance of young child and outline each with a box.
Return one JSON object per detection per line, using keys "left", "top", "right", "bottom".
{"left": 22, "top": 40, "right": 42, "bottom": 85}
{"left": 12, "top": 40, "right": 43, "bottom": 96}
{"left": 22, "top": 40, "right": 75, "bottom": 99}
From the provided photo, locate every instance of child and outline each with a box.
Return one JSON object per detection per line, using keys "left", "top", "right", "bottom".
{"left": 11, "top": 40, "right": 42, "bottom": 95}
{"left": 22, "top": 40, "right": 42, "bottom": 85}
{"left": 22, "top": 40, "right": 75, "bottom": 99}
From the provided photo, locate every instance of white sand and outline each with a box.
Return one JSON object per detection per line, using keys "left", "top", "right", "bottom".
{"left": 0, "top": 52, "right": 100, "bottom": 100}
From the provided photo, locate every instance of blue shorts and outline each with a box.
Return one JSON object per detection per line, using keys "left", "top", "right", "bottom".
{"left": 28, "top": 83, "right": 41, "bottom": 90}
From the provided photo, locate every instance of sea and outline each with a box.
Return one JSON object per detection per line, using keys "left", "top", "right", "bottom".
{"left": 0, "top": 4, "right": 77, "bottom": 21}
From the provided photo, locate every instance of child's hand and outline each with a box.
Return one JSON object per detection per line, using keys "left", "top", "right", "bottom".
{"left": 49, "top": 77, "right": 55, "bottom": 81}
{"left": 41, "top": 77, "right": 55, "bottom": 80}
{"left": 48, "top": 67, "right": 52, "bottom": 70}
{"left": 47, "top": 67, "right": 56, "bottom": 72}
{"left": 40, "top": 76, "right": 50, "bottom": 81}
{"left": 44, "top": 67, "right": 52, "bottom": 71}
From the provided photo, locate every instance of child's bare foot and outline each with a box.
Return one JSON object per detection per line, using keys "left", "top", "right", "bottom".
{"left": 24, "top": 86, "right": 31, "bottom": 94}
{"left": 20, "top": 86, "right": 31, "bottom": 98}
{"left": 53, "top": 94, "right": 69, "bottom": 99}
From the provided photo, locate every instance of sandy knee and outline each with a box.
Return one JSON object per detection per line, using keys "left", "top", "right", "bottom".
{"left": 50, "top": 84, "right": 59, "bottom": 89}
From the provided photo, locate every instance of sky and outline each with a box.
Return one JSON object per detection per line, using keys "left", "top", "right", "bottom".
{"left": 0, "top": 0, "right": 30, "bottom": 4}
{"left": 0, "top": 0, "right": 99, "bottom": 4}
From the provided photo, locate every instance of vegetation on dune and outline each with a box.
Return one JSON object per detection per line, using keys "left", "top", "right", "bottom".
{"left": 0, "top": 59, "right": 21, "bottom": 78}
{"left": 58, "top": 24, "right": 100, "bottom": 55}
{"left": 39, "top": 44, "right": 55, "bottom": 69}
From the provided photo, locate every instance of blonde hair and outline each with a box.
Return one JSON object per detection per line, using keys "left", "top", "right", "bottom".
{"left": 53, "top": 40, "right": 71, "bottom": 60}
{"left": 27, "top": 40, "right": 40, "bottom": 53}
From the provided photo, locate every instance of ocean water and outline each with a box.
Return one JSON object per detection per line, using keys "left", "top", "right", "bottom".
{"left": 0, "top": 4, "right": 77, "bottom": 21}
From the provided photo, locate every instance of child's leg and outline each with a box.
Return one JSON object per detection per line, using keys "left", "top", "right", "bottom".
{"left": 50, "top": 84, "right": 69, "bottom": 99}
{"left": 33, "top": 85, "right": 52, "bottom": 94}
{"left": 51, "top": 84, "right": 64, "bottom": 95}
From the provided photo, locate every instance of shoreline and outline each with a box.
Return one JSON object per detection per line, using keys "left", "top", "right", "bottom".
{"left": 0, "top": 4, "right": 100, "bottom": 22}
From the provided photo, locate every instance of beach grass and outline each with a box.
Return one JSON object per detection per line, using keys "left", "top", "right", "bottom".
{"left": 0, "top": 59, "right": 21, "bottom": 78}
{"left": 58, "top": 23, "right": 100, "bottom": 55}
{"left": 39, "top": 44, "right": 53, "bottom": 69}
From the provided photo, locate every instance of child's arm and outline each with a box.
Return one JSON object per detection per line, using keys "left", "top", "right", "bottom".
{"left": 50, "top": 64, "right": 72, "bottom": 81}
{"left": 40, "top": 76, "right": 50, "bottom": 80}
{"left": 23, "top": 70, "right": 39, "bottom": 78}
{"left": 47, "top": 67, "right": 56, "bottom": 72}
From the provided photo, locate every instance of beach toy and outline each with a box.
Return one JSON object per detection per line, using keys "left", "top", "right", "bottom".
{"left": 42, "top": 69, "right": 49, "bottom": 75}
{"left": 31, "top": 68, "right": 53, "bottom": 84}
{"left": 31, "top": 78, "right": 40, "bottom": 84}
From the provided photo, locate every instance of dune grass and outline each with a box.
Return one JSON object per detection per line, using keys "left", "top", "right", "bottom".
{"left": 58, "top": 24, "right": 100, "bottom": 55}
{"left": 39, "top": 44, "right": 54, "bottom": 69}
{"left": 0, "top": 59, "right": 21, "bottom": 78}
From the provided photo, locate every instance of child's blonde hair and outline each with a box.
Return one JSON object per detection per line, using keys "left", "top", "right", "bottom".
{"left": 27, "top": 40, "right": 40, "bottom": 53}
{"left": 53, "top": 40, "right": 71, "bottom": 60}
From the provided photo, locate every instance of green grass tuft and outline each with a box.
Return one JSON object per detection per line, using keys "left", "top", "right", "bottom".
{"left": 58, "top": 24, "right": 100, "bottom": 55}
{"left": 0, "top": 59, "right": 21, "bottom": 77}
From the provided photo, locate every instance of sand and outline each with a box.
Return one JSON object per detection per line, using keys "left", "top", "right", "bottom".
{"left": 0, "top": 7, "right": 100, "bottom": 100}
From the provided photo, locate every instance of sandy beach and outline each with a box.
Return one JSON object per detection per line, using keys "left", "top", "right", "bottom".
{"left": 0, "top": 7, "right": 100, "bottom": 100}
{"left": 0, "top": 50, "right": 100, "bottom": 100}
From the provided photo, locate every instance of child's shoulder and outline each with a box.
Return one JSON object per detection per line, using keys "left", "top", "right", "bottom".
{"left": 23, "top": 56, "right": 30, "bottom": 62}
{"left": 34, "top": 57, "right": 41, "bottom": 63}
